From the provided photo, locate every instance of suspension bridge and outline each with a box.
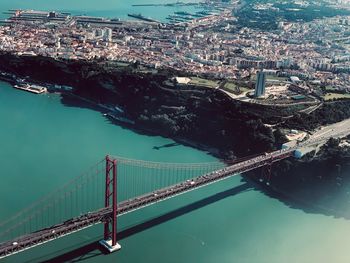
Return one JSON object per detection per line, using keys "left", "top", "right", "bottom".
{"left": 0, "top": 149, "right": 294, "bottom": 259}
{"left": 0, "top": 122, "right": 349, "bottom": 259}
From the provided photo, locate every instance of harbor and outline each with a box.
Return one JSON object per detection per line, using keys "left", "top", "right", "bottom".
{"left": 0, "top": 10, "right": 124, "bottom": 28}
{"left": 0, "top": 9, "right": 187, "bottom": 28}
{"left": 132, "top": 2, "right": 200, "bottom": 7}
{"left": 0, "top": 0, "right": 235, "bottom": 27}
{"left": 0, "top": 71, "right": 73, "bottom": 95}
{"left": 1, "top": 0, "right": 350, "bottom": 262}
{"left": 166, "top": 10, "right": 212, "bottom": 23}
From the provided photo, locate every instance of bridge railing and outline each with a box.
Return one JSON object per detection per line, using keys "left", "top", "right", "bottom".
{"left": 0, "top": 156, "right": 225, "bottom": 244}
{"left": 112, "top": 156, "right": 225, "bottom": 202}
{"left": 0, "top": 159, "right": 106, "bottom": 243}
{"left": 0, "top": 150, "right": 299, "bottom": 259}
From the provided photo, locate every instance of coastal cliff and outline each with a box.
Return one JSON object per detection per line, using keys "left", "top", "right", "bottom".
{"left": 0, "top": 52, "right": 283, "bottom": 158}
{"left": 248, "top": 137, "right": 350, "bottom": 218}
{"left": 2, "top": 52, "right": 350, "bottom": 217}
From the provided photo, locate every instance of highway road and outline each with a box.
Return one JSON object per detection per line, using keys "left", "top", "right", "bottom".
{"left": 306, "top": 118, "right": 350, "bottom": 146}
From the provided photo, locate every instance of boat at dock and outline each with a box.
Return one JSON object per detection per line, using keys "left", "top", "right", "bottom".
{"left": 13, "top": 84, "right": 47, "bottom": 94}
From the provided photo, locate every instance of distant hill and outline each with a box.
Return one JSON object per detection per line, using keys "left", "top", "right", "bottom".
{"left": 235, "top": 0, "right": 350, "bottom": 30}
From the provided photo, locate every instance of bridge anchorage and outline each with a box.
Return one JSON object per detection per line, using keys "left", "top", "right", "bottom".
{"left": 99, "top": 156, "right": 121, "bottom": 252}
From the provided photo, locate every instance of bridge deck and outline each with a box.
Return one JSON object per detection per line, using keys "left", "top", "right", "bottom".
{"left": 0, "top": 148, "right": 293, "bottom": 259}
{"left": 2, "top": 115, "right": 350, "bottom": 259}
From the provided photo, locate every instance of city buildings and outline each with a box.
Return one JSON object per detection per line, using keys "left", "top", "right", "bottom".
{"left": 254, "top": 70, "right": 266, "bottom": 97}
{"left": 0, "top": 9, "right": 349, "bottom": 90}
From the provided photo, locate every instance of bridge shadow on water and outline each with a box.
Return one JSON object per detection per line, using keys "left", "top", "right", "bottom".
{"left": 153, "top": 142, "right": 180, "bottom": 150}
{"left": 242, "top": 174, "right": 350, "bottom": 221}
{"left": 37, "top": 183, "right": 251, "bottom": 263}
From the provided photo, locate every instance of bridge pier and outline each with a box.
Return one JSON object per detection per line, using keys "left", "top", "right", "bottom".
{"left": 100, "top": 156, "right": 121, "bottom": 253}
{"left": 99, "top": 239, "right": 121, "bottom": 253}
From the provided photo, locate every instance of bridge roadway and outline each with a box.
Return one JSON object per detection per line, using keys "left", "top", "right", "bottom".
{"left": 3, "top": 120, "right": 350, "bottom": 259}
{"left": 0, "top": 148, "right": 295, "bottom": 258}
{"left": 3, "top": 118, "right": 350, "bottom": 258}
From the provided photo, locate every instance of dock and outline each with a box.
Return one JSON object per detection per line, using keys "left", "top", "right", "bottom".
{"left": 3, "top": 10, "right": 124, "bottom": 28}
{"left": 75, "top": 16, "right": 123, "bottom": 26}
{"left": 14, "top": 84, "right": 47, "bottom": 94}
{"left": 127, "top": 13, "right": 160, "bottom": 23}
{"left": 6, "top": 10, "right": 70, "bottom": 24}
{"left": 132, "top": 2, "right": 200, "bottom": 7}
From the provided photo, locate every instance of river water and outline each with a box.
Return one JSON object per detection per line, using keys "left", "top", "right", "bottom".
{"left": 0, "top": 0, "right": 203, "bottom": 22}
{"left": 1, "top": 1, "right": 350, "bottom": 262}
{"left": 2, "top": 77, "right": 350, "bottom": 263}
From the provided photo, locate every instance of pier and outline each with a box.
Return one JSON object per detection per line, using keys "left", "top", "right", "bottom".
{"left": 132, "top": 2, "right": 201, "bottom": 7}
{"left": 127, "top": 13, "right": 160, "bottom": 23}
{"left": 14, "top": 84, "right": 47, "bottom": 94}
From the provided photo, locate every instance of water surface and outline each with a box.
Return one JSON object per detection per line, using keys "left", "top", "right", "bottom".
{"left": 1, "top": 0, "right": 350, "bottom": 261}
{"left": 1, "top": 82, "right": 350, "bottom": 263}
{"left": 0, "top": 0, "right": 203, "bottom": 22}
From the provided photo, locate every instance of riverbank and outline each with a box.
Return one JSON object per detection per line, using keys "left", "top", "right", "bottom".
{"left": 18, "top": 83, "right": 350, "bottom": 222}
{"left": 0, "top": 52, "right": 284, "bottom": 159}
{"left": 247, "top": 137, "right": 350, "bottom": 219}
{"left": 60, "top": 92, "right": 223, "bottom": 158}
{"left": 3, "top": 51, "right": 350, "bottom": 220}
{"left": 1, "top": 55, "right": 350, "bottom": 263}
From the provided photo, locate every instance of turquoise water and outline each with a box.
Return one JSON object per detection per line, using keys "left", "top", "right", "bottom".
{"left": 0, "top": 81, "right": 217, "bottom": 218}
{"left": 0, "top": 0, "right": 203, "bottom": 22}
{"left": 1, "top": 1, "right": 350, "bottom": 262}
{"left": 2, "top": 83, "right": 350, "bottom": 263}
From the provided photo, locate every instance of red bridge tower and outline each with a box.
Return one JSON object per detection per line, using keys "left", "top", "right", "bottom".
{"left": 99, "top": 156, "right": 121, "bottom": 252}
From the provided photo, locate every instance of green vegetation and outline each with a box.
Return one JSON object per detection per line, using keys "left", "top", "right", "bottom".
{"left": 325, "top": 85, "right": 338, "bottom": 91}
{"left": 115, "top": 62, "right": 130, "bottom": 67}
{"left": 221, "top": 81, "right": 250, "bottom": 95}
{"left": 135, "top": 69, "right": 158, "bottom": 74}
{"left": 323, "top": 93, "right": 350, "bottom": 101}
{"left": 240, "top": 87, "right": 251, "bottom": 93}
{"left": 5, "top": 51, "right": 350, "bottom": 161}
{"left": 223, "top": 81, "right": 237, "bottom": 91}
{"left": 251, "top": 74, "right": 288, "bottom": 82}
{"left": 283, "top": 101, "right": 350, "bottom": 131}
{"left": 189, "top": 77, "right": 220, "bottom": 89}
{"left": 105, "top": 61, "right": 130, "bottom": 68}
{"left": 236, "top": 0, "right": 350, "bottom": 30}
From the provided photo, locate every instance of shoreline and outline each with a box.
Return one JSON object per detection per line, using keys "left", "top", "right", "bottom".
{"left": 2, "top": 54, "right": 350, "bottom": 219}
{"left": 60, "top": 91, "right": 224, "bottom": 160}
{"left": 1, "top": 78, "right": 349, "bottom": 219}
{"left": 4, "top": 78, "right": 218, "bottom": 158}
